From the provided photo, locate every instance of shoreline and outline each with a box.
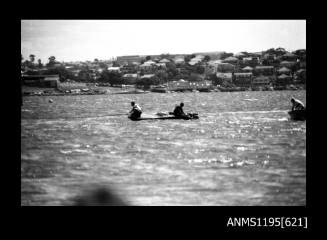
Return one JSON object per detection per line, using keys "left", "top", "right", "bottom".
{"left": 22, "top": 85, "right": 306, "bottom": 97}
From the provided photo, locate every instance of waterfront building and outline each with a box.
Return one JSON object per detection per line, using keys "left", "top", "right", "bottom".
{"left": 233, "top": 73, "right": 253, "bottom": 87}
{"left": 253, "top": 66, "right": 274, "bottom": 76}
{"left": 252, "top": 75, "right": 271, "bottom": 86}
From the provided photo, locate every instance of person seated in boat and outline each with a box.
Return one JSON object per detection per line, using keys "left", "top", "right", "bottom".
{"left": 173, "top": 102, "right": 187, "bottom": 118}
{"left": 129, "top": 101, "right": 142, "bottom": 119}
{"left": 291, "top": 97, "right": 305, "bottom": 111}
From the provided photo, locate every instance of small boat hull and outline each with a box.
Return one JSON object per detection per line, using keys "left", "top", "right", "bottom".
{"left": 288, "top": 109, "right": 306, "bottom": 121}
{"left": 129, "top": 113, "right": 199, "bottom": 121}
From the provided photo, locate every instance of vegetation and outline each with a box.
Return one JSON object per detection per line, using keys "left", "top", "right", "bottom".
{"left": 46, "top": 56, "right": 57, "bottom": 67}
{"left": 42, "top": 66, "right": 74, "bottom": 82}
{"left": 98, "top": 70, "right": 123, "bottom": 86}
{"left": 22, "top": 47, "right": 306, "bottom": 91}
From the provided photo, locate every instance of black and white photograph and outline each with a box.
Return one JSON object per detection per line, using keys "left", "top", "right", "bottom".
{"left": 21, "top": 20, "right": 306, "bottom": 207}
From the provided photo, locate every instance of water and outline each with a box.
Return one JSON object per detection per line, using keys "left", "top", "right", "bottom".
{"left": 21, "top": 90, "right": 306, "bottom": 206}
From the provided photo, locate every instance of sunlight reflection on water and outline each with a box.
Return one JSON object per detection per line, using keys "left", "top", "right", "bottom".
{"left": 21, "top": 90, "right": 306, "bottom": 205}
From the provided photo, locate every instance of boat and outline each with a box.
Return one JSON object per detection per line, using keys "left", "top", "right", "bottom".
{"left": 129, "top": 112, "right": 199, "bottom": 121}
{"left": 288, "top": 109, "right": 306, "bottom": 121}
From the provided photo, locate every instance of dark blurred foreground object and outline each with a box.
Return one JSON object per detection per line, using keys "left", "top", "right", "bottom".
{"left": 288, "top": 109, "right": 306, "bottom": 121}
{"left": 73, "top": 186, "right": 128, "bottom": 206}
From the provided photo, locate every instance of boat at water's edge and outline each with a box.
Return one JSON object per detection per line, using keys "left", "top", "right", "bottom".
{"left": 288, "top": 109, "right": 306, "bottom": 121}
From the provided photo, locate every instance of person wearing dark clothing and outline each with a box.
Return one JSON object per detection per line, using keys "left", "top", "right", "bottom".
{"left": 173, "top": 102, "right": 186, "bottom": 117}
{"left": 129, "top": 101, "right": 142, "bottom": 120}
{"left": 291, "top": 97, "right": 305, "bottom": 111}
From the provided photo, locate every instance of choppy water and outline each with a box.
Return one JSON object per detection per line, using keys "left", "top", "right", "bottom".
{"left": 21, "top": 90, "right": 306, "bottom": 206}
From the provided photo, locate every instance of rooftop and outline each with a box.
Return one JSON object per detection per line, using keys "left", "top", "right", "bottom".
{"left": 140, "top": 74, "right": 155, "bottom": 78}
{"left": 234, "top": 73, "right": 253, "bottom": 76}
{"left": 255, "top": 66, "right": 274, "bottom": 69}
{"left": 278, "top": 67, "right": 291, "bottom": 72}
{"left": 242, "top": 66, "right": 253, "bottom": 70}
{"left": 223, "top": 56, "right": 238, "bottom": 62}
{"left": 278, "top": 74, "right": 291, "bottom": 79}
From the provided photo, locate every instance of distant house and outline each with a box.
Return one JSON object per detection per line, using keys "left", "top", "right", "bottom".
{"left": 69, "top": 69, "right": 81, "bottom": 77}
{"left": 140, "top": 74, "right": 156, "bottom": 81}
{"left": 276, "top": 74, "right": 293, "bottom": 85}
{"left": 53, "top": 63, "right": 62, "bottom": 68}
{"left": 168, "top": 79, "right": 191, "bottom": 90}
{"left": 222, "top": 56, "right": 238, "bottom": 64}
{"left": 122, "top": 73, "right": 138, "bottom": 84}
{"left": 242, "top": 57, "right": 259, "bottom": 67}
{"left": 192, "top": 51, "right": 223, "bottom": 61}
{"left": 253, "top": 66, "right": 274, "bottom": 76}
{"left": 204, "top": 64, "right": 216, "bottom": 75}
{"left": 277, "top": 67, "right": 291, "bottom": 75}
{"left": 217, "top": 63, "right": 235, "bottom": 73}
{"left": 216, "top": 72, "right": 233, "bottom": 83}
{"left": 159, "top": 58, "right": 170, "bottom": 63}
{"left": 155, "top": 63, "right": 167, "bottom": 68}
{"left": 22, "top": 74, "right": 59, "bottom": 88}
{"left": 188, "top": 58, "right": 202, "bottom": 66}
{"left": 280, "top": 61, "right": 297, "bottom": 69}
{"left": 282, "top": 52, "right": 298, "bottom": 61}
{"left": 193, "top": 55, "right": 205, "bottom": 61}
{"left": 116, "top": 55, "right": 143, "bottom": 65}
{"left": 193, "top": 80, "right": 212, "bottom": 91}
{"left": 108, "top": 67, "right": 121, "bottom": 72}
{"left": 234, "top": 52, "right": 245, "bottom": 59}
{"left": 206, "top": 60, "right": 221, "bottom": 73}
{"left": 233, "top": 73, "right": 253, "bottom": 87}
{"left": 242, "top": 66, "right": 253, "bottom": 72}
{"left": 252, "top": 75, "right": 271, "bottom": 86}
{"left": 144, "top": 60, "right": 156, "bottom": 65}
{"left": 120, "top": 64, "right": 137, "bottom": 73}
{"left": 263, "top": 53, "right": 275, "bottom": 60}
{"left": 173, "top": 57, "right": 185, "bottom": 65}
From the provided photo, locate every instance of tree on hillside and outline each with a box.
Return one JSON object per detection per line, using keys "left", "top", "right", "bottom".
{"left": 78, "top": 70, "right": 93, "bottom": 82}
{"left": 203, "top": 55, "right": 211, "bottom": 62}
{"left": 184, "top": 55, "right": 191, "bottom": 63}
{"left": 208, "top": 73, "right": 221, "bottom": 85}
{"left": 160, "top": 53, "right": 170, "bottom": 59}
{"left": 145, "top": 56, "right": 151, "bottom": 61}
{"left": 220, "top": 52, "right": 233, "bottom": 60}
{"left": 98, "top": 62, "right": 108, "bottom": 69}
{"left": 47, "top": 56, "right": 57, "bottom": 67}
{"left": 29, "top": 54, "right": 35, "bottom": 63}
{"left": 137, "top": 76, "right": 160, "bottom": 89}
{"left": 155, "top": 70, "right": 168, "bottom": 84}
{"left": 37, "top": 59, "right": 43, "bottom": 68}
{"left": 275, "top": 47, "right": 286, "bottom": 55}
{"left": 99, "top": 70, "right": 123, "bottom": 86}
{"left": 23, "top": 60, "right": 30, "bottom": 67}
{"left": 42, "top": 66, "right": 73, "bottom": 82}
{"left": 166, "top": 62, "right": 178, "bottom": 78}
{"left": 265, "top": 47, "right": 286, "bottom": 57}
{"left": 195, "top": 65, "right": 205, "bottom": 74}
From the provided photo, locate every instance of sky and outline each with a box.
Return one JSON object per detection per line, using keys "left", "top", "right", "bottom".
{"left": 21, "top": 20, "right": 306, "bottom": 63}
